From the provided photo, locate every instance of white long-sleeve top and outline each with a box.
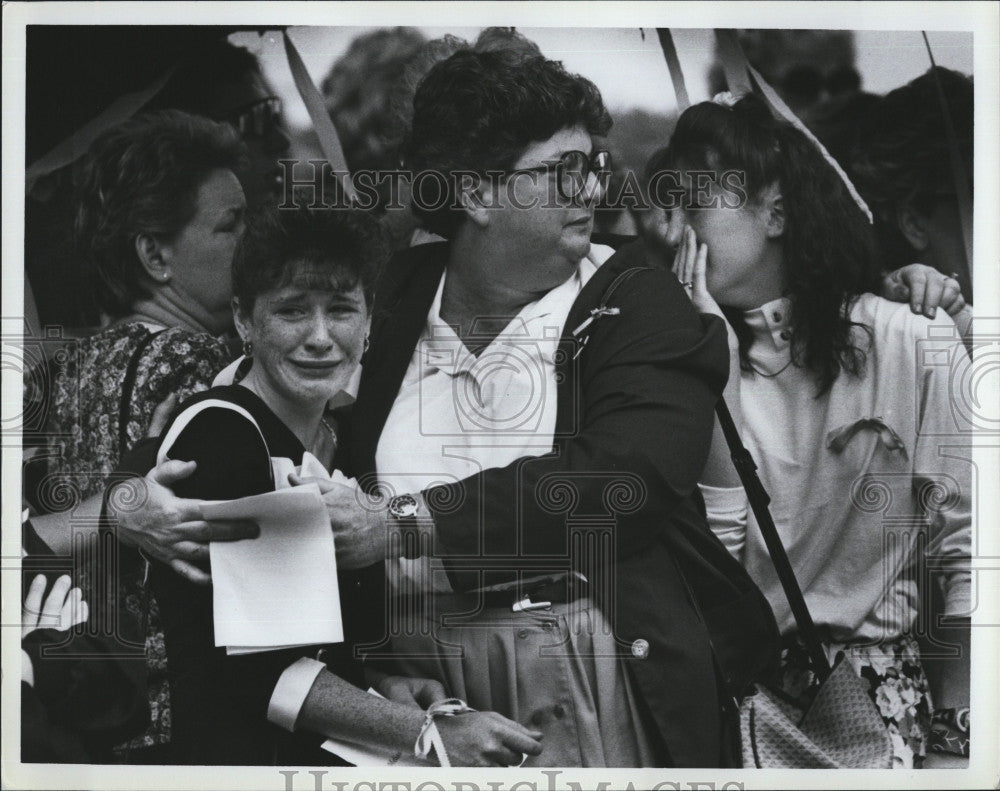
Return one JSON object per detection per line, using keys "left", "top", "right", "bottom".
{"left": 702, "top": 293, "right": 972, "bottom": 642}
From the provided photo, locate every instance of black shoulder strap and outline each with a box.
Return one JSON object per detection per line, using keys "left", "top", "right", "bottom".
{"left": 596, "top": 265, "right": 650, "bottom": 312}
{"left": 570, "top": 266, "right": 650, "bottom": 349}
{"left": 713, "top": 399, "right": 831, "bottom": 680}
{"left": 118, "top": 329, "right": 166, "bottom": 452}
{"left": 583, "top": 264, "right": 831, "bottom": 677}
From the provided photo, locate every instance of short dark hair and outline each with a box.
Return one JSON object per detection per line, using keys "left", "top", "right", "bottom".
{"left": 232, "top": 206, "right": 387, "bottom": 314}
{"left": 73, "top": 109, "right": 247, "bottom": 317}
{"left": 402, "top": 50, "right": 612, "bottom": 238}
{"left": 472, "top": 27, "right": 543, "bottom": 59}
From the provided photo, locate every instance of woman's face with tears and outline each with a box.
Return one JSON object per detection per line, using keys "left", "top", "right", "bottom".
{"left": 235, "top": 260, "right": 370, "bottom": 410}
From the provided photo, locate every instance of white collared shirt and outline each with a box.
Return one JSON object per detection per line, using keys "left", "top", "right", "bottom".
{"left": 376, "top": 244, "right": 615, "bottom": 594}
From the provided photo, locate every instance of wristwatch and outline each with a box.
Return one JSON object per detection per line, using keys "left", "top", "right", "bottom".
{"left": 388, "top": 493, "right": 421, "bottom": 559}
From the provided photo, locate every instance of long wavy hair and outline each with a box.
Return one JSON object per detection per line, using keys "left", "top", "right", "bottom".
{"left": 664, "top": 94, "right": 883, "bottom": 394}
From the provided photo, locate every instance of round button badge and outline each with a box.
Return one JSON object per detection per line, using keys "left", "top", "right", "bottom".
{"left": 631, "top": 638, "right": 650, "bottom": 660}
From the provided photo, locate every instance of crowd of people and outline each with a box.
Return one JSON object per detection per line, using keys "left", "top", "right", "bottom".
{"left": 21, "top": 28, "right": 973, "bottom": 770}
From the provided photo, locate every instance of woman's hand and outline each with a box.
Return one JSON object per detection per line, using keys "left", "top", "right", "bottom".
{"left": 672, "top": 224, "right": 739, "bottom": 357}
{"left": 109, "top": 459, "right": 259, "bottom": 584}
{"left": 672, "top": 225, "right": 724, "bottom": 319}
{"left": 881, "top": 264, "right": 966, "bottom": 319}
{"left": 22, "top": 574, "right": 87, "bottom": 638}
{"left": 298, "top": 669, "right": 541, "bottom": 768}
{"left": 435, "top": 711, "right": 542, "bottom": 767}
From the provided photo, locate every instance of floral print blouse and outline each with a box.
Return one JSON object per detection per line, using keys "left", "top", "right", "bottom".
{"left": 46, "top": 323, "right": 232, "bottom": 501}
{"left": 44, "top": 322, "right": 232, "bottom": 751}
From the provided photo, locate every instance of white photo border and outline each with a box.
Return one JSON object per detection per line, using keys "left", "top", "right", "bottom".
{"left": 3, "top": 2, "right": 998, "bottom": 790}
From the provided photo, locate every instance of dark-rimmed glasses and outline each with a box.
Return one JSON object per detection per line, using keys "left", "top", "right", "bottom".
{"left": 228, "top": 96, "right": 283, "bottom": 137}
{"left": 506, "top": 149, "right": 611, "bottom": 199}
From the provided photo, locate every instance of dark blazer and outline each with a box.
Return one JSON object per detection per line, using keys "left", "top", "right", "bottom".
{"left": 339, "top": 240, "right": 780, "bottom": 767}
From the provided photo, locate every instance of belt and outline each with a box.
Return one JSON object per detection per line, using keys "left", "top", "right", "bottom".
{"left": 388, "top": 575, "right": 590, "bottom": 615}
{"left": 477, "top": 575, "right": 590, "bottom": 612}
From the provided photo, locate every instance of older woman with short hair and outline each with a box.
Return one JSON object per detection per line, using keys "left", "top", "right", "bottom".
{"left": 41, "top": 109, "right": 247, "bottom": 758}
{"left": 50, "top": 109, "right": 247, "bottom": 501}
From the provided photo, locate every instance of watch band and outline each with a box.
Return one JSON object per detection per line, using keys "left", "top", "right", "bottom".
{"left": 388, "top": 494, "right": 422, "bottom": 559}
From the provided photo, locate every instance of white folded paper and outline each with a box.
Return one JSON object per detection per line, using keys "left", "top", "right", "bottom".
{"left": 270, "top": 451, "right": 357, "bottom": 492}
{"left": 201, "top": 482, "right": 344, "bottom": 655}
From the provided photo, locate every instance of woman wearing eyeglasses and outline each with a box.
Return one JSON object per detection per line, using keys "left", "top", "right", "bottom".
{"left": 280, "top": 50, "right": 779, "bottom": 768}
{"left": 148, "top": 40, "right": 292, "bottom": 211}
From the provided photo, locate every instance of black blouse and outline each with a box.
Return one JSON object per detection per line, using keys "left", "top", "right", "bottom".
{"left": 151, "top": 385, "right": 363, "bottom": 765}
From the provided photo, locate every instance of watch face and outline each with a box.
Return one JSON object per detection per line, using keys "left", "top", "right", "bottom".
{"left": 389, "top": 493, "right": 419, "bottom": 518}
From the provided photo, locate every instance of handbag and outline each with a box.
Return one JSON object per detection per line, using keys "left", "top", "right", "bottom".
{"left": 713, "top": 399, "right": 894, "bottom": 769}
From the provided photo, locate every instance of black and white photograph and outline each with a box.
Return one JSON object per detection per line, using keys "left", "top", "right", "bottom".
{"left": 3, "top": 2, "right": 998, "bottom": 790}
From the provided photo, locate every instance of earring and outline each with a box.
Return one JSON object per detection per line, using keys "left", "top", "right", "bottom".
{"left": 363, "top": 335, "right": 370, "bottom": 354}
{"left": 242, "top": 339, "right": 253, "bottom": 357}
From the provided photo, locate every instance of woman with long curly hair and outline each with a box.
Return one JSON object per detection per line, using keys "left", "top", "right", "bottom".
{"left": 664, "top": 94, "right": 971, "bottom": 768}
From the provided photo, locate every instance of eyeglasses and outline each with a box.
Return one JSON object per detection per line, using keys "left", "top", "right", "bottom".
{"left": 228, "top": 96, "right": 283, "bottom": 137}
{"left": 506, "top": 149, "right": 612, "bottom": 199}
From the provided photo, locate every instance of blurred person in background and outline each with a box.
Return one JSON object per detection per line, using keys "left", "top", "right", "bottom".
{"left": 150, "top": 39, "right": 292, "bottom": 212}
{"left": 849, "top": 67, "right": 974, "bottom": 306}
